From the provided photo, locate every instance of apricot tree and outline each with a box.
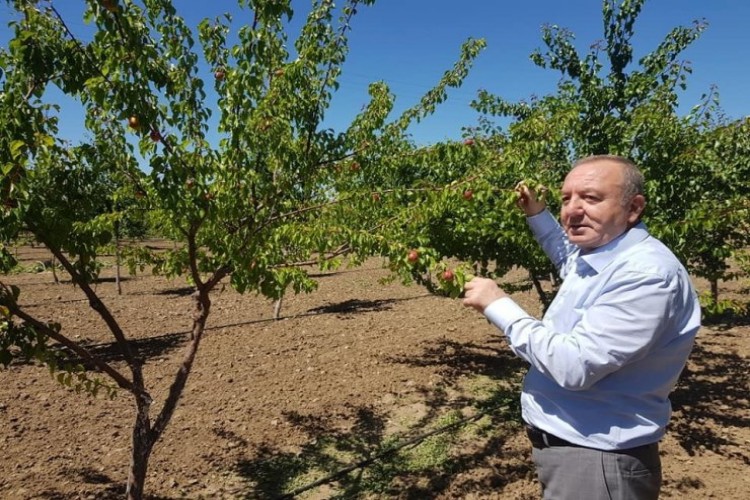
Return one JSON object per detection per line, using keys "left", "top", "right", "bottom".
{"left": 0, "top": 0, "right": 485, "bottom": 497}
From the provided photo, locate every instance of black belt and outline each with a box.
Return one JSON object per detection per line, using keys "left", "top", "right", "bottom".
{"left": 525, "top": 425, "right": 655, "bottom": 454}
{"left": 525, "top": 425, "right": 581, "bottom": 449}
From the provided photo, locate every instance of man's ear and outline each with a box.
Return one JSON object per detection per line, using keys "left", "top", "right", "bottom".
{"left": 628, "top": 194, "right": 646, "bottom": 223}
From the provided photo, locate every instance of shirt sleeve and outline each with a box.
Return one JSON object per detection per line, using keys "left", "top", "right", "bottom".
{"left": 527, "top": 210, "right": 577, "bottom": 278}
{"left": 484, "top": 270, "right": 679, "bottom": 391}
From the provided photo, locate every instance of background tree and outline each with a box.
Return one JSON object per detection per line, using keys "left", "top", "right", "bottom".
{"left": 391, "top": 0, "right": 748, "bottom": 310}
{"left": 675, "top": 112, "right": 750, "bottom": 311}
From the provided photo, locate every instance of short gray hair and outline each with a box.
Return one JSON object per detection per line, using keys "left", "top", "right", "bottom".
{"left": 573, "top": 154, "right": 644, "bottom": 205}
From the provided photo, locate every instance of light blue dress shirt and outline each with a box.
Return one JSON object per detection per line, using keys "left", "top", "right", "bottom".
{"left": 484, "top": 209, "right": 701, "bottom": 450}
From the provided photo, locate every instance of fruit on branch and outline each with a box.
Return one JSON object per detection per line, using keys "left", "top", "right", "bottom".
{"left": 101, "top": 0, "right": 119, "bottom": 13}
{"left": 463, "top": 189, "right": 474, "bottom": 201}
{"left": 350, "top": 162, "right": 360, "bottom": 172}
{"left": 185, "top": 178, "right": 196, "bottom": 189}
{"left": 407, "top": 249, "right": 419, "bottom": 263}
{"left": 273, "top": 68, "right": 284, "bottom": 77}
{"left": 442, "top": 269, "right": 455, "bottom": 281}
{"left": 463, "top": 138, "right": 475, "bottom": 146}
{"left": 371, "top": 192, "right": 381, "bottom": 202}
{"left": 128, "top": 115, "right": 140, "bottom": 130}
{"left": 149, "top": 129, "right": 161, "bottom": 142}
{"left": 134, "top": 190, "right": 145, "bottom": 200}
{"left": 214, "top": 69, "right": 225, "bottom": 81}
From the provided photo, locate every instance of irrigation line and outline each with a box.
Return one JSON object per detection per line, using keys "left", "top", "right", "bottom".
{"left": 274, "top": 404, "right": 507, "bottom": 499}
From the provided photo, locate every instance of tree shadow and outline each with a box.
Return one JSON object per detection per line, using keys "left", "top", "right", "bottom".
{"left": 234, "top": 404, "right": 392, "bottom": 498}
{"left": 232, "top": 399, "right": 529, "bottom": 499}
{"left": 386, "top": 336, "right": 527, "bottom": 385}
{"left": 155, "top": 286, "right": 195, "bottom": 297}
{"left": 59, "top": 332, "right": 187, "bottom": 368}
{"left": 92, "top": 276, "right": 133, "bottom": 284}
{"left": 75, "top": 466, "right": 114, "bottom": 484}
{"left": 49, "top": 296, "right": 430, "bottom": 369}
{"left": 228, "top": 336, "right": 531, "bottom": 499}
{"left": 306, "top": 298, "right": 398, "bottom": 315}
{"left": 36, "top": 466, "right": 125, "bottom": 499}
{"left": 37, "top": 297, "right": 402, "bottom": 373}
{"left": 701, "top": 307, "right": 750, "bottom": 330}
{"left": 669, "top": 341, "right": 750, "bottom": 464}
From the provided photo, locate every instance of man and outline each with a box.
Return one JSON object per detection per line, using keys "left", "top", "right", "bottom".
{"left": 462, "top": 155, "right": 700, "bottom": 499}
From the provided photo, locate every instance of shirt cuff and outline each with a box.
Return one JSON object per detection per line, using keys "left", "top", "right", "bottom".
{"left": 483, "top": 297, "right": 531, "bottom": 333}
{"left": 527, "top": 209, "right": 558, "bottom": 236}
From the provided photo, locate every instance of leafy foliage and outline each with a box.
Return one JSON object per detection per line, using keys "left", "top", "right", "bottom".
{"left": 0, "top": 0, "right": 486, "bottom": 497}
{"left": 398, "top": 0, "right": 748, "bottom": 308}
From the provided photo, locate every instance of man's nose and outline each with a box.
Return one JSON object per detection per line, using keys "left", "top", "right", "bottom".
{"left": 565, "top": 197, "right": 583, "bottom": 212}
{"left": 564, "top": 198, "right": 585, "bottom": 216}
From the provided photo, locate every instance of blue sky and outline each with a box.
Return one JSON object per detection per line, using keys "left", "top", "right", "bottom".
{"left": 328, "top": 0, "right": 750, "bottom": 144}
{"left": 2, "top": 0, "right": 749, "bottom": 146}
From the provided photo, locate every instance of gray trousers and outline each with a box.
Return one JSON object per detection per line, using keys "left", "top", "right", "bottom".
{"left": 530, "top": 443, "right": 661, "bottom": 499}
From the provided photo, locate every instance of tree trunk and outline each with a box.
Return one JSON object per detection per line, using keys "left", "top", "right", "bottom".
{"left": 115, "top": 223, "right": 122, "bottom": 296}
{"left": 51, "top": 255, "right": 59, "bottom": 285}
{"left": 124, "top": 288, "right": 212, "bottom": 497}
{"left": 710, "top": 278, "right": 719, "bottom": 305}
{"left": 115, "top": 245, "right": 122, "bottom": 296}
{"left": 529, "top": 271, "right": 551, "bottom": 313}
{"left": 273, "top": 295, "right": 284, "bottom": 320}
{"left": 126, "top": 394, "right": 154, "bottom": 500}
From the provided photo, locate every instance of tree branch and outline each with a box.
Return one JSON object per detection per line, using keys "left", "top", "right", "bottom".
{"left": 3, "top": 294, "right": 140, "bottom": 396}
{"left": 149, "top": 290, "right": 210, "bottom": 440}
{"left": 26, "top": 228, "right": 149, "bottom": 396}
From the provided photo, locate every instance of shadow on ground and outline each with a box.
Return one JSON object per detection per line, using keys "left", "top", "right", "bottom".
{"left": 386, "top": 336, "right": 526, "bottom": 384}
{"left": 670, "top": 336, "right": 750, "bottom": 464}
{"left": 701, "top": 307, "right": 750, "bottom": 329}
{"left": 44, "top": 295, "right": 429, "bottom": 369}
{"left": 307, "top": 298, "right": 401, "bottom": 315}
{"left": 229, "top": 336, "right": 530, "bottom": 499}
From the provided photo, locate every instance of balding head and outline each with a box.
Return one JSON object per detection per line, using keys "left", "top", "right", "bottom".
{"left": 573, "top": 155, "right": 645, "bottom": 208}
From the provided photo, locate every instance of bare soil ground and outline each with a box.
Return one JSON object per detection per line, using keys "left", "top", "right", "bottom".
{"left": 0, "top": 242, "right": 748, "bottom": 499}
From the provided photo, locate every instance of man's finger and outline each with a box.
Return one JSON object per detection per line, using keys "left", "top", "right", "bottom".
{"left": 463, "top": 277, "right": 480, "bottom": 292}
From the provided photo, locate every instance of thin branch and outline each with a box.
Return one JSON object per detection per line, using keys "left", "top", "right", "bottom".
{"left": 185, "top": 222, "right": 205, "bottom": 289}
{"left": 270, "top": 243, "right": 351, "bottom": 269}
{"left": 23, "top": 80, "right": 40, "bottom": 101}
{"left": 303, "top": 0, "right": 361, "bottom": 157}
{"left": 260, "top": 173, "right": 495, "bottom": 228}
{"left": 203, "top": 265, "right": 231, "bottom": 292}
{"left": 28, "top": 228, "right": 144, "bottom": 379}
{"left": 47, "top": 4, "right": 191, "bottom": 179}
{"left": 48, "top": 5, "right": 107, "bottom": 82}
{"left": 5, "top": 297, "right": 140, "bottom": 396}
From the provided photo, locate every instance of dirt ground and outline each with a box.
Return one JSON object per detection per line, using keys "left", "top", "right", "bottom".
{"left": 0, "top": 242, "right": 748, "bottom": 499}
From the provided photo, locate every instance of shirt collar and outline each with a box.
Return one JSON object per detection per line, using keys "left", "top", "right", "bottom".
{"left": 577, "top": 222, "right": 650, "bottom": 273}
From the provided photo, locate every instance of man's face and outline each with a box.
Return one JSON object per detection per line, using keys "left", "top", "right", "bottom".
{"left": 560, "top": 160, "right": 643, "bottom": 251}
